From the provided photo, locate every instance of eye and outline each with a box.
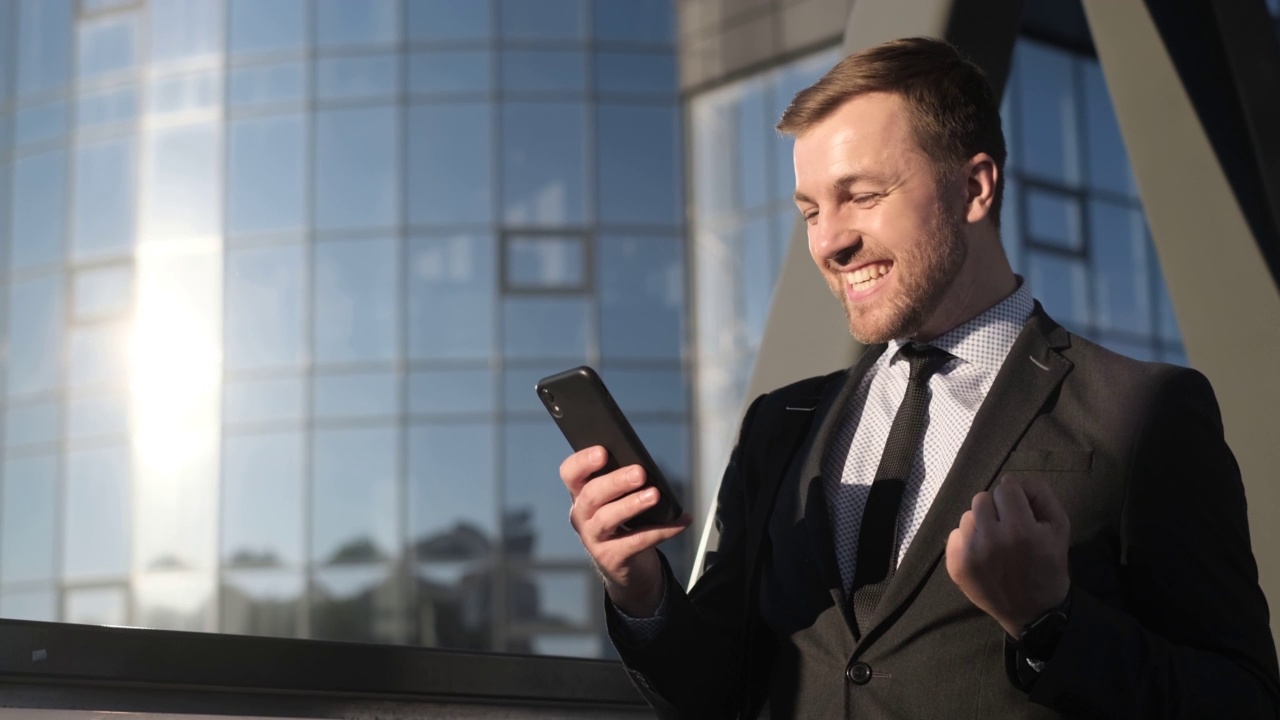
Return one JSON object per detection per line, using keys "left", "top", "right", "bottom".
{"left": 800, "top": 209, "right": 818, "bottom": 223}
{"left": 852, "top": 193, "right": 881, "bottom": 206}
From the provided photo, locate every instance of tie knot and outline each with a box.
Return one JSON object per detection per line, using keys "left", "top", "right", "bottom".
{"left": 898, "top": 342, "right": 952, "bottom": 384}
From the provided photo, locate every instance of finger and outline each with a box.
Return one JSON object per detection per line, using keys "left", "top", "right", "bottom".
{"left": 1019, "top": 474, "right": 1070, "bottom": 529}
{"left": 991, "top": 476, "right": 1035, "bottom": 531}
{"left": 589, "top": 485, "right": 666, "bottom": 539}
{"left": 574, "top": 465, "right": 647, "bottom": 521}
{"left": 560, "top": 446, "right": 609, "bottom": 497}
{"left": 596, "top": 515, "right": 693, "bottom": 567}
{"left": 971, "top": 490, "right": 999, "bottom": 527}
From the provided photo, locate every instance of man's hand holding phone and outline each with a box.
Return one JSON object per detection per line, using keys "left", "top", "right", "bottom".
{"left": 560, "top": 446, "right": 691, "bottom": 618}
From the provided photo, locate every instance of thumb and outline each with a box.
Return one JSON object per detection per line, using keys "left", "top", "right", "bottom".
{"left": 1020, "top": 474, "right": 1069, "bottom": 529}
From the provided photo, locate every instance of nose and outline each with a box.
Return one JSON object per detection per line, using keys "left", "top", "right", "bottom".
{"left": 808, "top": 214, "right": 859, "bottom": 267}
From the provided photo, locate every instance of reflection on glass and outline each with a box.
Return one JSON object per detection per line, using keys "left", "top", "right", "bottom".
{"left": 312, "top": 564, "right": 402, "bottom": 643}
{"left": 1028, "top": 250, "right": 1089, "bottom": 328}
{"left": 1014, "top": 40, "right": 1080, "bottom": 185}
{"left": 134, "top": 572, "right": 215, "bottom": 632}
{"left": 1090, "top": 201, "right": 1151, "bottom": 334}
{"left": 407, "top": 0, "right": 491, "bottom": 41}
{"left": 741, "top": 218, "right": 773, "bottom": 349}
{"left": 596, "top": 53, "right": 676, "bottom": 96}
{"left": 12, "top": 149, "right": 68, "bottom": 270}
{"left": 223, "top": 376, "right": 305, "bottom": 425}
{"left": 72, "top": 135, "right": 136, "bottom": 260}
{"left": 500, "top": 0, "right": 583, "bottom": 41}
{"left": 77, "top": 86, "right": 139, "bottom": 129}
{"left": 316, "top": 0, "right": 398, "bottom": 48}
{"left": 502, "top": 51, "right": 586, "bottom": 93}
{"left": 1081, "top": 62, "right": 1137, "bottom": 198}
{"left": 316, "top": 54, "right": 400, "bottom": 101}
{"left": 595, "top": 0, "right": 672, "bottom": 43}
{"left": 503, "top": 296, "right": 589, "bottom": 360}
{"left": 64, "top": 586, "right": 128, "bottom": 626}
{"left": 5, "top": 402, "right": 59, "bottom": 448}
{"left": 221, "top": 432, "right": 304, "bottom": 568}
{"left": 409, "top": 423, "right": 496, "bottom": 561}
{"left": 506, "top": 235, "right": 586, "bottom": 290}
{"left": 312, "top": 425, "right": 398, "bottom": 564}
{"left": 502, "top": 102, "right": 587, "bottom": 226}
{"left": 408, "top": 234, "right": 495, "bottom": 360}
{"left": 229, "top": 62, "right": 306, "bottom": 108}
{"left": 222, "top": 570, "right": 303, "bottom": 638}
{"left": 0, "top": 589, "right": 56, "bottom": 622}
{"left": 15, "top": 100, "right": 69, "bottom": 147}
{"left": 1, "top": 455, "right": 57, "bottom": 583}
{"left": 67, "top": 394, "right": 130, "bottom": 440}
{"left": 408, "top": 52, "right": 491, "bottom": 95}
{"left": 503, "top": 421, "right": 586, "bottom": 561}
{"left": 315, "top": 106, "right": 399, "bottom": 230}
{"left": 528, "top": 633, "right": 602, "bottom": 659}
{"left": 16, "top": 0, "right": 73, "bottom": 97}
{"left": 598, "top": 367, "right": 686, "bottom": 414}
{"left": 226, "top": 243, "right": 308, "bottom": 371}
{"left": 7, "top": 275, "right": 65, "bottom": 397}
{"left": 78, "top": 12, "right": 136, "bottom": 79}
{"left": 408, "top": 103, "right": 494, "bottom": 225}
{"left": 68, "top": 321, "right": 131, "bottom": 390}
{"left": 508, "top": 570, "right": 589, "bottom": 627}
{"left": 409, "top": 369, "right": 494, "bottom": 415}
{"left": 229, "top": 0, "right": 306, "bottom": 55}
{"left": 415, "top": 562, "right": 491, "bottom": 650}
{"left": 313, "top": 371, "right": 399, "bottom": 419}
{"left": 149, "top": 0, "right": 223, "bottom": 65}
{"left": 148, "top": 71, "right": 221, "bottom": 115}
{"left": 228, "top": 114, "right": 306, "bottom": 235}
{"left": 142, "top": 122, "right": 220, "bottom": 241}
{"left": 64, "top": 446, "right": 131, "bottom": 580}
{"left": 314, "top": 237, "right": 399, "bottom": 364}
{"left": 1026, "top": 188, "right": 1081, "bottom": 250}
{"left": 599, "top": 235, "right": 683, "bottom": 360}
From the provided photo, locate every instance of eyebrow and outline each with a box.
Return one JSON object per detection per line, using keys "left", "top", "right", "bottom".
{"left": 793, "top": 171, "right": 892, "bottom": 204}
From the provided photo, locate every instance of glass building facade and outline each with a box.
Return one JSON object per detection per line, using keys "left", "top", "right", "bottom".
{"left": 0, "top": 0, "right": 688, "bottom": 658}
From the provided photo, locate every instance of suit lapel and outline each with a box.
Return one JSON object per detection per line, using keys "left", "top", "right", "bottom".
{"left": 857, "top": 307, "right": 1073, "bottom": 646}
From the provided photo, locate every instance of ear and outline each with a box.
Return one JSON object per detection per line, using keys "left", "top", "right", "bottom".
{"left": 962, "top": 153, "right": 998, "bottom": 225}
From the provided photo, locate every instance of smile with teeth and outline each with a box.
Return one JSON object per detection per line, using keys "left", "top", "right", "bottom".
{"left": 844, "top": 261, "right": 892, "bottom": 290}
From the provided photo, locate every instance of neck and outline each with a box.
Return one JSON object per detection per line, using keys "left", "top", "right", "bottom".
{"left": 912, "top": 235, "right": 1018, "bottom": 342}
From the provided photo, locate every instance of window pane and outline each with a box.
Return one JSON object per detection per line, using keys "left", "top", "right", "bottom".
{"left": 134, "top": 572, "right": 215, "bottom": 632}
{"left": 78, "top": 12, "right": 137, "bottom": 79}
{"left": 314, "top": 237, "right": 400, "bottom": 364}
{"left": 508, "top": 569, "right": 590, "bottom": 627}
{"left": 17, "top": 0, "right": 73, "bottom": 97}
{"left": 503, "top": 363, "right": 579, "bottom": 414}
{"left": 1028, "top": 251, "right": 1089, "bottom": 328}
{"left": 1, "top": 455, "right": 57, "bottom": 583}
{"left": 415, "top": 562, "right": 491, "bottom": 650}
{"left": 596, "top": 53, "right": 676, "bottom": 95}
{"left": 408, "top": 52, "right": 491, "bottom": 95}
{"left": 7, "top": 275, "right": 64, "bottom": 397}
{"left": 502, "top": 102, "right": 587, "bottom": 226}
{"left": 64, "top": 586, "right": 128, "bottom": 626}
{"left": 313, "top": 426, "right": 399, "bottom": 564}
{"left": 0, "top": 589, "right": 56, "bottom": 622}
{"left": 407, "top": 0, "right": 491, "bottom": 41}
{"left": 68, "top": 321, "right": 131, "bottom": 391}
{"left": 142, "top": 122, "right": 220, "bottom": 241}
{"left": 5, "top": 402, "right": 59, "bottom": 448}
{"left": 313, "top": 371, "right": 399, "bottom": 419}
{"left": 222, "top": 570, "right": 303, "bottom": 638}
{"left": 598, "top": 104, "right": 681, "bottom": 225}
{"left": 229, "top": 0, "right": 306, "bottom": 55}
{"left": 599, "top": 235, "right": 683, "bottom": 360}
{"left": 503, "top": 296, "right": 589, "bottom": 360}
{"left": 1082, "top": 61, "right": 1138, "bottom": 198}
{"left": 316, "top": 0, "right": 398, "bottom": 48}
{"left": 409, "top": 369, "right": 493, "bottom": 415}
{"left": 595, "top": 0, "right": 672, "bottom": 43}
{"left": 222, "top": 431, "right": 305, "bottom": 567}
{"left": 527, "top": 633, "right": 601, "bottom": 659}
{"left": 408, "top": 103, "right": 494, "bottom": 225}
{"left": 316, "top": 54, "right": 399, "bottom": 101}
{"left": 15, "top": 100, "right": 69, "bottom": 147}
{"left": 312, "top": 564, "right": 400, "bottom": 643}
{"left": 409, "top": 423, "right": 497, "bottom": 560}
{"left": 149, "top": 0, "right": 223, "bottom": 65}
{"left": 1014, "top": 40, "right": 1080, "bottom": 185}
{"left": 1026, "top": 188, "right": 1082, "bottom": 250}
{"left": 1090, "top": 201, "right": 1151, "bottom": 335}
{"left": 148, "top": 71, "right": 222, "bottom": 115}
{"left": 224, "top": 376, "right": 305, "bottom": 425}
{"left": 225, "top": 244, "right": 306, "bottom": 370}
{"left": 67, "top": 394, "right": 129, "bottom": 440}
{"left": 502, "top": 51, "right": 586, "bottom": 94}
{"left": 503, "top": 420, "right": 586, "bottom": 562}
{"left": 12, "top": 150, "right": 68, "bottom": 271}
{"left": 315, "top": 106, "right": 399, "bottom": 230}
{"left": 72, "top": 135, "right": 137, "bottom": 260}
{"left": 77, "top": 85, "right": 139, "bottom": 129}
{"left": 506, "top": 235, "right": 586, "bottom": 290}
{"left": 500, "top": 0, "right": 583, "bottom": 41}
{"left": 64, "top": 446, "right": 131, "bottom": 580}
{"left": 598, "top": 367, "right": 685, "bottom": 414}
{"left": 408, "top": 234, "right": 495, "bottom": 360}
{"left": 228, "top": 114, "right": 306, "bottom": 235}
{"left": 740, "top": 217, "right": 774, "bottom": 350}
{"left": 229, "top": 62, "right": 307, "bottom": 108}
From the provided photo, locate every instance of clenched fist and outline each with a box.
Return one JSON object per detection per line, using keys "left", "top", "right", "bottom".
{"left": 945, "top": 474, "right": 1071, "bottom": 638}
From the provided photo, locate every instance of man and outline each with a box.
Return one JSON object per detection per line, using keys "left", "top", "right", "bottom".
{"left": 560, "top": 37, "right": 1280, "bottom": 718}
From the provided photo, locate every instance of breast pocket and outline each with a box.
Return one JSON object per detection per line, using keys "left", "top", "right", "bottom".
{"left": 998, "top": 449, "right": 1093, "bottom": 473}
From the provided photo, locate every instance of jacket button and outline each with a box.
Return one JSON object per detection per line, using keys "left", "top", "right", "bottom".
{"left": 847, "top": 661, "right": 872, "bottom": 685}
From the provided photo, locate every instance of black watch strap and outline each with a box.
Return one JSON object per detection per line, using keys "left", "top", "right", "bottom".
{"left": 1013, "top": 591, "right": 1073, "bottom": 685}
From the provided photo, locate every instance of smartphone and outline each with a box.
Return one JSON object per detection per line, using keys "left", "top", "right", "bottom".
{"left": 536, "top": 366, "right": 683, "bottom": 528}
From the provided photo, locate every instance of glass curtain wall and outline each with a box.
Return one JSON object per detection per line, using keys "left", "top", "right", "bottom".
{"left": 0, "top": 0, "right": 687, "bottom": 660}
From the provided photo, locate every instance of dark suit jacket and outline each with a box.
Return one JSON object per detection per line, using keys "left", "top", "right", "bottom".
{"left": 608, "top": 306, "right": 1280, "bottom": 719}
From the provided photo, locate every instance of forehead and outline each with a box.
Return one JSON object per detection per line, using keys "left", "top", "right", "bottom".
{"left": 793, "top": 92, "right": 925, "bottom": 181}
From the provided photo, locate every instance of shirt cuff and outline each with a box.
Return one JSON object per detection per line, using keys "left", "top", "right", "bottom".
{"left": 609, "top": 581, "right": 671, "bottom": 646}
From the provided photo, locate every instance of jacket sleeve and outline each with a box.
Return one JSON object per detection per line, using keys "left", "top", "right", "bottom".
{"left": 605, "top": 393, "right": 767, "bottom": 720}
{"left": 1024, "top": 367, "right": 1280, "bottom": 718}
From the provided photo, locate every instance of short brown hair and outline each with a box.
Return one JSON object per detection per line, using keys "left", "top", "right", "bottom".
{"left": 778, "top": 37, "right": 1007, "bottom": 223}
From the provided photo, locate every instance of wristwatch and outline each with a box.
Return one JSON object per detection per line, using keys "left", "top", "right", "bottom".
{"left": 1017, "top": 590, "right": 1073, "bottom": 675}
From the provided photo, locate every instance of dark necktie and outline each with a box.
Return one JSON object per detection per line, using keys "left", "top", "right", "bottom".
{"left": 850, "top": 342, "right": 953, "bottom": 637}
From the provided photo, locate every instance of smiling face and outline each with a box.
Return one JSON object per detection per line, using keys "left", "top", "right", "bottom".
{"left": 793, "top": 91, "right": 969, "bottom": 344}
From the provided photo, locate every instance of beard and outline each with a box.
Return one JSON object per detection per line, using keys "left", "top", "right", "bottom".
{"left": 829, "top": 205, "right": 967, "bottom": 345}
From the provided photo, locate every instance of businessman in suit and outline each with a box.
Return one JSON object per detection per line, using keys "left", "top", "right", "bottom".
{"left": 559, "top": 38, "right": 1280, "bottom": 718}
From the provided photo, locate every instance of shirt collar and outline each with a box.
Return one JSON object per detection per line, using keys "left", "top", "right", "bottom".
{"left": 885, "top": 279, "right": 1034, "bottom": 373}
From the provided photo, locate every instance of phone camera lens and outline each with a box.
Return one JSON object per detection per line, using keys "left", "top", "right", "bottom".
{"left": 542, "top": 389, "right": 555, "bottom": 403}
